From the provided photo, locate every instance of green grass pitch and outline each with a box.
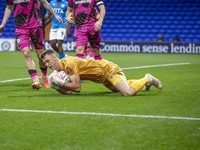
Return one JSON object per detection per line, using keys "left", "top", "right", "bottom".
{"left": 0, "top": 51, "right": 200, "bottom": 150}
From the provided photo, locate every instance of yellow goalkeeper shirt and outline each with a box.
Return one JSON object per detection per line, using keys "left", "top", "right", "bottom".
{"left": 59, "top": 56, "right": 125, "bottom": 84}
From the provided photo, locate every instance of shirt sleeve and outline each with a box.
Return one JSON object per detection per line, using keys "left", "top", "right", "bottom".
{"left": 68, "top": 0, "right": 73, "bottom": 7}
{"left": 7, "top": 0, "right": 13, "bottom": 5}
{"left": 96, "top": 0, "right": 104, "bottom": 6}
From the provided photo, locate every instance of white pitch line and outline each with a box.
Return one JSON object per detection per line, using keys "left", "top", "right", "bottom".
{"left": 0, "top": 109, "right": 199, "bottom": 121}
{"left": 121, "top": 62, "right": 191, "bottom": 70}
{"left": 0, "top": 76, "right": 42, "bottom": 83}
{"left": 0, "top": 62, "right": 190, "bottom": 83}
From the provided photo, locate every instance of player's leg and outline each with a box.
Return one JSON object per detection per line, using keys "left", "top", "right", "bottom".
{"left": 128, "top": 74, "right": 163, "bottom": 91}
{"left": 112, "top": 76, "right": 147, "bottom": 96}
{"left": 57, "top": 40, "right": 66, "bottom": 59}
{"left": 127, "top": 77, "right": 149, "bottom": 92}
{"left": 57, "top": 28, "right": 68, "bottom": 59}
{"left": 21, "top": 47, "right": 41, "bottom": 89}
{"left": 115, "top": 80, "right": 137, "bottom": 96}
{"left": 105, "top": 75, "right": 137, "bottom": 96}
{"left": 73, "top": 30, "right": 88, "bottom": 82}
{"left": 76, "top": 46, "right": 85, "bottom": 59}
{"left": 84, "top": 46, "right": 89, "bottom": 59}
{"left": 50, "top": 39, "right": 58, "bottom": 53}
{"left": 105, "top": 64, "right": 136, "bottom": 96}
{"left": 35, "top": 48, "right": 50, "bottom": 88}
{"left": 88, "top": 28, "right": 102, "bottom": 60}
{"left": 143, "top": 74, "right": 163, "bottom": 91}
{"left": 88, "top": 46, "right": 94, "bottom": 59}
{"left": 92, "top": 47, "right": 102, "bottom": 60}
{"left": 104, "top": 62, "right": 150, "bottom": 96}
{"left": 49, "top": 29, "right": 59, "bottom": 53}
{"left": 74, "top": 29, "right": 88, "bottom": 59}
{"left": 31, "top": 27, "right": 50, "bottom": 88}
{"left": 86, "top": 42, "right": 93, "bottom": 59}
{"left": 57, "top": 39, "right": 65, "bottom": 58}
{"left": 20, "top": 47, "right": 36, "bottom": 69}
{"left": 103, "top": 83, "right": 118, "bottom": 92}
{"left": 16, "top": 29, "right": 41, "bottom": 89}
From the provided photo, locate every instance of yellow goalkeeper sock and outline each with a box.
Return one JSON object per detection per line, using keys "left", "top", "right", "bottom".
{"left": 128, "top": 77, "right": 149, "bottom": 92}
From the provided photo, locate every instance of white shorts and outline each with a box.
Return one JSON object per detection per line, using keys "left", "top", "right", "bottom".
{"left": 49, "top": 28, "right": 66, "bottom": 40}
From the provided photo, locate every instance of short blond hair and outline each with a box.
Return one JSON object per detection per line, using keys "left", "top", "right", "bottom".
{"left": 40, "top": 49, "right": 55, "bottom": 59}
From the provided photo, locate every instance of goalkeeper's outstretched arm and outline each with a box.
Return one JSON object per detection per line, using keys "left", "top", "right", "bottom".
{"left": 61, "top": 73, "right": 81, "bottom": 92}
{"left": 56, "top": 89, "right": 72, "bottom": 95}
{"left": 48, "top": 71, "right": 81, "bottom": 94}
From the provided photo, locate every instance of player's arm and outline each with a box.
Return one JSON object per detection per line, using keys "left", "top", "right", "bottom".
{"left": 66, "top": 7, "right": 74, "bottom": 24}
{"left": 39, "top": 0, "right": 63, "bottom": 25}
{"left": 0, "top": 5, "right": 13, "bottom": 36}
{"left": 48, "top": 71, "right": 73, "bottom": 95}
{"left": 61, "top": 73, "right": 81, "bottom": 92}
{"left": 66, "top": 10, "right": 73, "bottom": 38}
{"left": 98, "top": 4, "right": 106, "bottom": 23}
{"left": 52, "top": 72, "right": 81, "bottom": 93}
{"left": 94, "top": 3, "right": 106, "bottom": 31}
{"left": 56, "top": 88, "right": 72, "bottom": 95}
{"left": 44, "top": 10, "right": 52, "bottom": 20}
{"left": 96, "top": 12, "right": 100, "bottom": 20}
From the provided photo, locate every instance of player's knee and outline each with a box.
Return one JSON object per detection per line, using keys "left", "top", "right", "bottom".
{"left": 22, "top": 50, "right": 32, "bottom": 58}
{"left": 58, "top": 41, "right": 63, "bottom": 47}
{"left": 76, "top": 47, "right": 84, "bottom": 53}
{"left": 50, "top": 42, "right": 57, "bottom": 49}
{"left": 122, "top": 89, "right": 137, "bottom": 96}
{"left": 51, "top": 44, "right": 56, "bottom": 49}
{"left": 92, "top": 48, "right": 100, "bottom": 55}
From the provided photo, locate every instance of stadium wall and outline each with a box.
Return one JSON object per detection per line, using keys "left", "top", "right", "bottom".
{"left": 44, "top": 40, "right": 200, "bottom": 54}
{"left": 0, "top": 38, "right": 199, "bottom": 54}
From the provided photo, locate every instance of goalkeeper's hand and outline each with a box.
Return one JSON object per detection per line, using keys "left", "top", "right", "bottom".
{"left": 48, "top": 71, "right": 65, "bottom": 89}
{"left": 48, "top": 71, "right": 60, "bottom": 90}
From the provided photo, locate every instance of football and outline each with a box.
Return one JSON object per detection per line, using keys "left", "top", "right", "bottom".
{"left": 57, "top": 71, "right": 71, "bottom": 83}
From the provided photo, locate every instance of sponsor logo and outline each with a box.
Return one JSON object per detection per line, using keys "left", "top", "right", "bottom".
{"left": 17, "top": 39, "right": 20, "bottom": 44}
{"left": 53, "top": 8, "right": 64, "bottom": 14}
{"left": 1, "top": 41, "right": 11, "bottom": 51}
{"left": 101, "top": 42, "right": 200, "bottom": 54}
{"left": 44, "top": 40, "right": 200, "bottom": 54}
{"left": 171, "top": 43, "right": 200, "bottom": 54}
{"left": 142, "top": 45, "right": 169, "bottom": 53}
{"left": 65, "top": 67, "right": 74, "bottom": 75}
{"left": 44, "top": 41, "right": 75, "bottom": 52}
{"left": 101, "top": 42, "right": 140, "bottom": 53}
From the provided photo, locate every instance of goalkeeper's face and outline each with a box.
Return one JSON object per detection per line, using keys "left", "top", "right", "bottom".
{"left": 43, "top": 54, "right": 61, "bottom": 70}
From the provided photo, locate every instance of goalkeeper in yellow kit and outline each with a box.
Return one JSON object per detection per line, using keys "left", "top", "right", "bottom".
{"left": 40, "top": 49, "right": 163, "bottom": 96}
